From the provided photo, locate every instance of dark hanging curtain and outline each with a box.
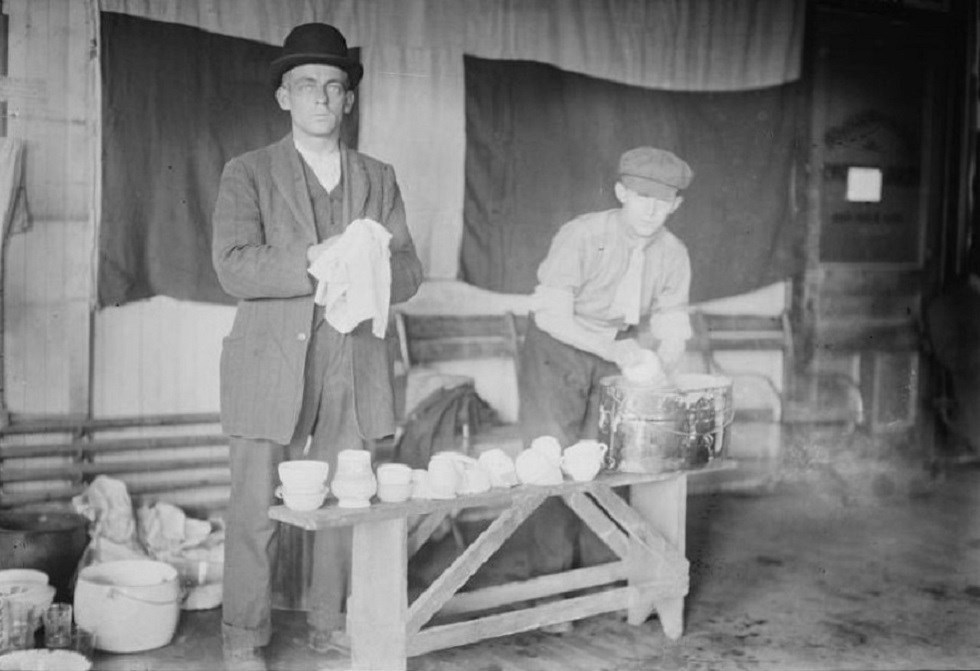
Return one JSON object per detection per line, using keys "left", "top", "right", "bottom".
{"left": 461, "top": 55, "right": 807, "bottom": 303}
{"left": 98, "top": 12, "right": 360, "bottom": 308}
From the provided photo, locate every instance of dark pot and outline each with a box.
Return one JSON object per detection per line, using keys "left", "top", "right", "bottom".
{"left": 0, "top": 511, "right": 90, "bottom": 601}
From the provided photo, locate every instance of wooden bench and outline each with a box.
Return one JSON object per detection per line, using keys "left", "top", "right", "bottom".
{"left": 690, "top": 309, "right": 864, "bottom": 428}
{"left": 270, "top": 464, "right": 732, "bottom": 671}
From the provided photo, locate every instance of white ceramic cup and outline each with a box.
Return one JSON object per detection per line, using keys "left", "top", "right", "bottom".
{"left": 561, "top": 440, "right": 608, "bottom": 482}
{"left": 478, "top": 449, "right": 519, "bottom": 488}
{"left": 530, "top": 435, "right": 562, "bottom": 466}
{"left": 515, "top": 448, "right": 563, "bottom": 485}
{"left": 458, "top": 464, "right": 492, "bottom": 495}
{"left": 428, "top": 453, "right": 462, "bottom": 499}
{"left": 411, "top": 469, "right": 434, "bottom": 499}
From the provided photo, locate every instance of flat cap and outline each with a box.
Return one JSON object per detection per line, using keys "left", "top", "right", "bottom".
{"left": 618, "top": 147, "right": 693, "bottom": 200}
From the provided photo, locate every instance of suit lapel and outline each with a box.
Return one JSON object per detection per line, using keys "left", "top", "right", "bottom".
{"left": 271, "top": 135, "right": 316, "bottom": 243}
{"left": 342, "top": 144, "right": 369, "bottom": 226}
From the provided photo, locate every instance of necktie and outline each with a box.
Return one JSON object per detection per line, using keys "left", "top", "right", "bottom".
{"left": 612, "top": 245, "right": 645, "bottom": 325}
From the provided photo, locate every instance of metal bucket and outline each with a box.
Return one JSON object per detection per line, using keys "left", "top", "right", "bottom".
{"left": 597, "top": 373, "right": 734, "bottom": 473}
{"left": 74, "top": 560, "right": 181, "bottom": 653}
{"left": 0, "top": 512, "right": 89, "bottom": 602}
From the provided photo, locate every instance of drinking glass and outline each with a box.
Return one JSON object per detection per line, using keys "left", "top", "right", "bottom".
{"left": 42, "top": 602, "right": 73, "bottom": 649}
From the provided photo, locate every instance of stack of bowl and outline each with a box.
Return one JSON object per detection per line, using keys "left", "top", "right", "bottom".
{"left": 276, "top": 460, "right": 330, "bottom": 511}
{"left": 376, "top": 463, "right": 412, "bottom": 503}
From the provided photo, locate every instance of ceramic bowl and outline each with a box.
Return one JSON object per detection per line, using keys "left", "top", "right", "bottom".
{"left": 278, "top": 481, "right": 329, "bottom": 495}
{"left": 275, "top": 485, "right": 328, "bottom": 512}
{"left": 1, "top": 582, "right": 56, "bottom": 630}
{"left": 377, "top": 463, "right": 413, "bottom": 485}
{"left": 377, "top": 481, "right": 413, "bottom": 503}
{"left": 0, "top": 649, "right": 91, "bottom": 671}
{"left": 0, "top": 568, "right": 49, "bottom": 586}
{"left": 278, "top": 460, "right": 330, "bottom": 491}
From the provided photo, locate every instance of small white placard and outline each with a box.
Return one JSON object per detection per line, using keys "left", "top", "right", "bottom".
{"left": 846, "top": 167, "right": 883, "bottom": 203}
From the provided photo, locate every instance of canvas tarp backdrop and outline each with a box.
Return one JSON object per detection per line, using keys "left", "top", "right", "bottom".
{"left": 98, "top": 12, "right": 288, "bottom": 307}
{"left": 96, "top": 0, "right": 805, "bottom": 307}
{"left": 461, "top": 56, "right": 807, "bottom": 302}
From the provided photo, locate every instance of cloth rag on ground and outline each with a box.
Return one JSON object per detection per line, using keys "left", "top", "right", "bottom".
{"left": 71, "top": 476, "right": 225, "bottom": 608}
{"left": 309, "top": 218, "right": 392, "bottom": 338}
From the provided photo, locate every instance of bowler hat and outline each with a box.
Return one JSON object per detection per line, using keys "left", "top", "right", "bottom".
{"left": 270, "top": 23, "right": 363, "bottom": 90}
{"left": 618, "top": 147, "right": 693, "bottom": 200}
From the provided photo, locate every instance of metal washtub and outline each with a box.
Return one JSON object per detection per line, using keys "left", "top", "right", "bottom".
{"left": 597, "top": 373, "right": 734, "bottom": 473}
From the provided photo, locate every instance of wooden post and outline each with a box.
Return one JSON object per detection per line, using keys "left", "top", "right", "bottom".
{"left": 348, "top": 517, "right": 408, "bottom": 671}
{"left": 628, "top": 474, "right": 687, "bottom": 638}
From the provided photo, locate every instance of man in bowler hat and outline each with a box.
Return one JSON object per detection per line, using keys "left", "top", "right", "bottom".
{"left": 517, "top": 147, "right": 694, "bottom": 619}
{"left": 212, "top": 23, "right": 423, "bottom": 669}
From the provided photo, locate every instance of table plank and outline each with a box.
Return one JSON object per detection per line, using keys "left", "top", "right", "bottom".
{"left": 270, "top": 461, "right": 735, "bottom": 530}
{"left": 408, "top": 587, "right": 632, "bottom": 657}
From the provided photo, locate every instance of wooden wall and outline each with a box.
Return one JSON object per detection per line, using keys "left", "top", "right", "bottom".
{"left": 1, "top": 0, "right": 233, "bottom": 512}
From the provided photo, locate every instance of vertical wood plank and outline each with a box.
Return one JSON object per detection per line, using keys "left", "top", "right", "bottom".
{"left": 348, "top": 517, "right": 408, "bottom": 671}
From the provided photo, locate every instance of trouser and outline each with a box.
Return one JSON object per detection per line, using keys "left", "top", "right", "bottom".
{"left": 222, "top": 319, "right": 362, "bottom": 652}
{"left": 517, "top": 318, "right": 620, "bottom": 575}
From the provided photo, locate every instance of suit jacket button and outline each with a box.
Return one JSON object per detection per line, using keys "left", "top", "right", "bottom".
{"left": 297, "top": 333, "right": 308, "bottom": 342}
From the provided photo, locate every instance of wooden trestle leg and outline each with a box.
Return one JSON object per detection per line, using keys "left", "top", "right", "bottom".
{"left": 628, "top": 474, "right": 688, "bottom": 639}
{"left": 348, "top": 517, "right": 409, "bottom": 670}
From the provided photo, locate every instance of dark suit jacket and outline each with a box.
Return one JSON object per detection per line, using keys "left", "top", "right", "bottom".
{"left": 212, "top": 136, "right": 423, "bottom": 445}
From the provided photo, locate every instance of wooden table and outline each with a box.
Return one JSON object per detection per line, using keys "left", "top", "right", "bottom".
{"left": 270, "top": 463, "right": 733, "bottom": 671}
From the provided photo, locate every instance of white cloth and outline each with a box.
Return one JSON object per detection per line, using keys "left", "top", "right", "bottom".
{"left": 309, "top": 218, "right": 393, "bottom": 338}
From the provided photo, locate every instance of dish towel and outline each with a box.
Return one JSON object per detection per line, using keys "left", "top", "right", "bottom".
{"left": 308, "top": 218, "right": 392, "bottom": 338}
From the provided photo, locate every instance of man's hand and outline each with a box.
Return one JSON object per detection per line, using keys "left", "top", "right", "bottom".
{"left": 306, "top": 235, "right": 341, "bottom": 265}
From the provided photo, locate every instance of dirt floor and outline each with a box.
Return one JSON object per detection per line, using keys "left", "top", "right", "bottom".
{"left": 88, "top": 459, "right": 980, "bottom": 671}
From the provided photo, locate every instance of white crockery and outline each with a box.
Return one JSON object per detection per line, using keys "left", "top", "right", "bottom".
{"left": 411, "top": 469, "right": 434, "bottom": 499}
{"left": 332, "top": 450, "right": 377, "bottom": 508}
{"left": 529, "top": 435, "right": 562, "bottom": 466}
{"left": 457, "top": 464, "right": 492, "bottom": 495}
{"left": 278, "top": 460, "right": 330, "bottom": 491}
{"left": 0, "top": 569, "right": 49, "bottom": 586}
{"left": 515, "top": 448, "right": 563, "bottom": 486}
{"left": 561, "top": 440, "right": 608, "bottom": 482}
{"left": 377, "top": 481, "right": 413, "bottom": 503}
{"left": 428, "top": 452, "right": 465, "bottom": 499}
{"left": 377, "top": 462, "right": 413, "bottom": 485}
{"left": 276, "top": 485, "right": 328, "bottom": 511}
{"left": 477, "top": 449, "right": 519, "bottom": 488}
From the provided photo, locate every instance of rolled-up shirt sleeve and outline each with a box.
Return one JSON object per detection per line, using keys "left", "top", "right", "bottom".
{"left": 537, "top": 223, "right": 586, "bottom": 292}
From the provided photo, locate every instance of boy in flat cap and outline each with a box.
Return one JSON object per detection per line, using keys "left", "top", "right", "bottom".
{"left": 517, "top": 146, "right": 694, "bottom": 608}
{"left": 212, "top": 22, "right": 423, "bottom": 670}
